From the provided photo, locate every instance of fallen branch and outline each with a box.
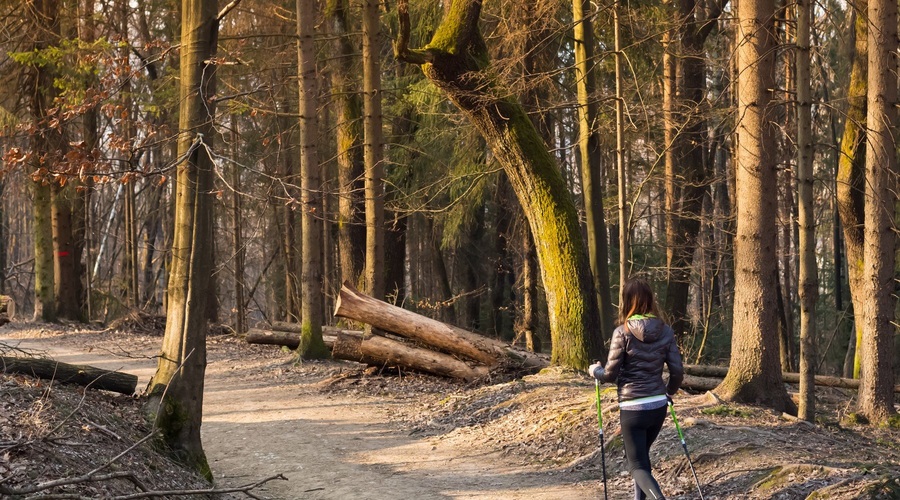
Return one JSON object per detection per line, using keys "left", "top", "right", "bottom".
{"left": 0, "top": 470, "right": 288, "bottom": 499}
{"left": 0, "top": 356, "right": 138, "bottom": 395}
{"left": 246, "top": 326, "right": 359, "bottom": 349}
{"left": 682, "top": 364, "right": 900, "bottom": 393}
{"left": 111, "top": 473, "right": 288, "bottom": 499}
{"left": 679, "top": 374, "right": 722, "bottom": 392}
{"left": 0, "top": 432, "right": 158, "bottom": 496}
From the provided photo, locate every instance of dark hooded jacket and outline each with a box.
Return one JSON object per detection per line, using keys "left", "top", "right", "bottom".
{"left": 598, "top": 317, "right": 684, "bottom": 402}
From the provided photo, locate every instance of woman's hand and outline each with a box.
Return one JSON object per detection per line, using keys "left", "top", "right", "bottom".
{"left": 588, "top": 362, "right": 605, "bottom": 380}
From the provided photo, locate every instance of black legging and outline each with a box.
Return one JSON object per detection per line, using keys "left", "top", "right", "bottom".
{"left": 620, "top": 405, "right": 667, "bottom": 500}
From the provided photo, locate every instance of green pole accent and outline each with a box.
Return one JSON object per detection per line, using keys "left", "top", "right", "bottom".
{"left": 669, "top": 401, "right": 686, "bottom": 443}
{"left": 668, "top": 401, "right": 705, "bottom": 500}
{"left": 595, "top": 380, "right": 604, "bottom": 428}
{"left": 595, "top": 379, "right": 608, "bottom": 500}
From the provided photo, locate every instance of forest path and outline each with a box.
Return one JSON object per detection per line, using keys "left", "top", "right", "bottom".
{"left": 0, "top": 326, "right": 600, "bottom": 500}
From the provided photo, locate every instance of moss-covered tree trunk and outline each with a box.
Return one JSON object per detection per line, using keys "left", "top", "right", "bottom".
{"left": 28, "top": 0, "right": 60, "bottom": 323}
{"left": 857, "top": 0, "right": 897, "bottom": 424}
{"left": 715, "top": 0, "right": 794, "bottom": 413}
{"left": 836, "top": 0, "right": 867, "bottom": 379}
{"left": 326, "top": 0, "right": 366, "bottom": 290}
{"left": 145, "top": 0, "right": 218, "bottom": 479}
{"left": 297, "top": 0, "right": 328, "bottom": 358}
{"left": 396, "top": 0, "right": 601, "bottom": 367}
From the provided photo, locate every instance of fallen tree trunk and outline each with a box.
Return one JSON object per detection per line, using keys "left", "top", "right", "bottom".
{"left": 334, "top": 282, "right": 547, "bottom": 370}
{"left": 331, "top": 332, "right": 489, "bottom": 382}
{"left": 682, "top": 364, "right": 900, "bottom": 393}
{"left": 246, "top": 330, "right": 332, "bottom": 349}
{"left": 246, "top": 327, "right": 361, "bottom": 349}
{"left": 267, "top": 321, "right": 311, "bottom": 333}
{"left": 0, "top": 356, "right": 138, "bottom": 395}
{"left": 679, "top": 374, "right": 721, "bottom": 392}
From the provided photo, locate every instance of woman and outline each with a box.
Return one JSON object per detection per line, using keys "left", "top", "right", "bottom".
{"left": 588, "top": 278, "right": 684, "bottom": 500}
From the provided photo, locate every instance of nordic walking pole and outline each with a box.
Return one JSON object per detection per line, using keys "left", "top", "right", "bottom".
{"left": 667, "top": 400, "right": 704, "bottom": 500}
{"left": 595, "top": 379, "right": 608, "bottom": 500}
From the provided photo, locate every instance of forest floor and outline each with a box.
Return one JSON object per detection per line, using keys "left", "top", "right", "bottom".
{"left": 1, "top": 321, "right": 900, "bottom": 499}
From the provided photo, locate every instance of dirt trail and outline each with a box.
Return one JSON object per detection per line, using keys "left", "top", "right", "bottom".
{"left": 0, "top": 328, "right": 600, "bottom": 500}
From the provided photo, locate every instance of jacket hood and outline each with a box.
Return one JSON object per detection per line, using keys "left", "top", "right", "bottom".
{"left": 625, "top": 316, "right": 666, "bottom": 343}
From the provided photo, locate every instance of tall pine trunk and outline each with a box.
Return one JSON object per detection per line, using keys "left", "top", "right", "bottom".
{"left": 715, "top": 0, "right": 794, "bottom": 412}
{"left": 614, "top": 0, "right": 629, "bottom": 291}
{"left": 230, "top": 116, "right": 246, "bottom": 334}
{"left": 363, "top": 0, "right": 385, "bottom": 300}
{"left": 573, "top": 0, "right": 614, "bottom": 337}
{"left": 52, "top": 184, "right": 81, "bottom": 320}
{"left": 857, "top": 0, "right": 897, "bottom": 423}
{"left": 796, "top": 0, "right": 817, "bottom": 422}
{"left": 297, "top": 0, "right": 328, "bottom": 358}
{"left": 664, "top": 0, "right": 720, "bottom": 338}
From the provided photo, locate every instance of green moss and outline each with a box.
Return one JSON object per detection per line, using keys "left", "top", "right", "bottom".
{"left": 755, "top": 466, "right": 788, "bottom": 490}
{"left": 880, "top": 414, "right": 900, "bottom": 429}
{"left": 842, "top": 412, "right": 869, "bottom": 426}
{"left": 297, "top": 321, "right": 330, "bottom": 360}
{"left": 701, "top": 405, "right": 754, "bottom": 418}
{"left": 755, "top": 465, "right": 827, "bottom": 492}
{"left": 144, "top": 391, "right": 213, "bottom": 482}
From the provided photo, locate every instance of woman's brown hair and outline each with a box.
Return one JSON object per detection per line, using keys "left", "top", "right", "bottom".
{"left": 618, "top": 277, "right": 663, "bottom": 328}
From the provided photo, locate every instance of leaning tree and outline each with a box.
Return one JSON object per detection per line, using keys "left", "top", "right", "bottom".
{"left": 394, "top": 0, "right": 602, "bottom": 367}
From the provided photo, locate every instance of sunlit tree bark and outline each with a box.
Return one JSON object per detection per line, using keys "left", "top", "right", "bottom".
{"left": 715, "top": 0, "right": 794, "bottom": 412}
{"left": 857, "top": 0, "right": 897, "bottom": 423}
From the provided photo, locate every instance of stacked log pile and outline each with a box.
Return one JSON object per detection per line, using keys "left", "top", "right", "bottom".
{"left": 247, "top": 284, "right": 900, "bottom": 392}
{"left": 245, "top": 283, "right": 548, "bottom": 381}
